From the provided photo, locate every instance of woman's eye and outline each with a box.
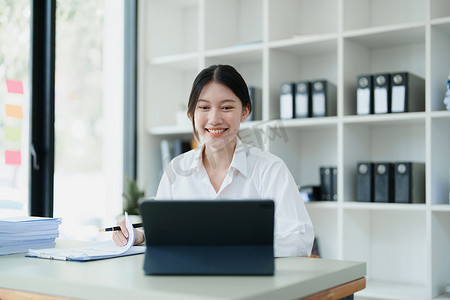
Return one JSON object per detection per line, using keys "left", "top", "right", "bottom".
{"left": 222, "top": 106, "right": 233, "bottom": 110}
{"left": 198, "top": 106, "right": 209, "bottom": 110}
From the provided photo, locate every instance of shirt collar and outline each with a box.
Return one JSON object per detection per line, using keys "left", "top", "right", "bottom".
{"left": 229, "top": 138, "right": 248, "bottom": 178}
{"left": 189, "top": 138, "right": 248, "bottom": 177}
{"left": 189, "top": 145, "right": 204, "bottom": 172}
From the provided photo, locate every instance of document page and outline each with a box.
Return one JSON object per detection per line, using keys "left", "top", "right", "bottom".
{"left": 27, "top": 213, "right": 145, "bottom": 261}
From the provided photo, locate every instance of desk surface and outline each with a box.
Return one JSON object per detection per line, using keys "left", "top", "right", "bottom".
{"left": 0, "top": 241, "right": 366, "bottom": 300}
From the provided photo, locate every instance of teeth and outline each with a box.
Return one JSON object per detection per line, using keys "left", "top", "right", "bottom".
{"left": 208, "top": 129, "right": 226, "bottom": 134}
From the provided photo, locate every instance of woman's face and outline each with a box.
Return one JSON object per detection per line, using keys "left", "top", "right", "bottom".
{"left": 194, "top": 81, "right": 249, "bottom": 149}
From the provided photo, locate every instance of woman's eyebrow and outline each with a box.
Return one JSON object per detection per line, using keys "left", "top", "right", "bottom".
{"left": 197, "top": 99, "right": 237, "bottom": 103}
{"left": 221, "top": 99, "right": 238, "bottom": 103}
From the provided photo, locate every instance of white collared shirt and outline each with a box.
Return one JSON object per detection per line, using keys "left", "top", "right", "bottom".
{"left": 156, "top": 138, "right": 314, "bottom": 257}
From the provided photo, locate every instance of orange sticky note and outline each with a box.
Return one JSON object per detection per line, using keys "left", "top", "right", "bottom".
{"left": 6, "top": 79, "right": 24, "bottom": 94}
{"left": 5, "top": 150, "right": 21, "bottom": 165}
{"left": 5, "top": 104, "right": 23, "bottom": 119}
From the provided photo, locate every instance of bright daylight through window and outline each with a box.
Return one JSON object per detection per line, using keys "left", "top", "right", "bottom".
{"left": 0, "top": 0, "right": 30, "bottom": 218}
{"left": 54, "top": 0, "right": 124, "bottom": 241}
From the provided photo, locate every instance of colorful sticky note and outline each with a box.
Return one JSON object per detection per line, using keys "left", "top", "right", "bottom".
{"left": 5, "top": 104, "right": 23, "bottom": 119}
{"left": 6, "top": 79, "right": 24, "bottom": 94}
{"left": 5, "top": 126, "right": 21, "bottom": 143}
{"left": 5, "top": 150, "right": 21, "bottom": 165}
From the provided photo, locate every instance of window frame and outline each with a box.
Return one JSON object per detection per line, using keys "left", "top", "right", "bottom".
{"left": 29, "top": 0, "right": 56, "bottom": 217}
{"left": 29, "top": 0, "right": 137, "bottom": 217}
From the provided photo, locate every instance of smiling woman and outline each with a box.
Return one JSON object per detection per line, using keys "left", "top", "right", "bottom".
{"left": 114, "top": 65, "right": 314, "bottom": 258}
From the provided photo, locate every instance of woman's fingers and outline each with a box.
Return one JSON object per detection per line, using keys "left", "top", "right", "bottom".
{"left": 112, "top": 219, "right": 129, "bottom": 246}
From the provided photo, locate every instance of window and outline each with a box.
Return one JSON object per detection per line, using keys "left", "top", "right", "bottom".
{"left": 0, "top": 0, "right": 30, "bottom": 217}
{"left": 54, "top": 0, "right": 124, "bottom": 240}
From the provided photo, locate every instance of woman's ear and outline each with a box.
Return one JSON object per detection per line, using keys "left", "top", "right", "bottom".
{"left": 241, "top": 104, "right": 250, "bottom": 122}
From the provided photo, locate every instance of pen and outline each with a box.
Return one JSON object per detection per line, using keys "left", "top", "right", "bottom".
{"left": 99, "top": 223, "right": 143, "bottom": 232}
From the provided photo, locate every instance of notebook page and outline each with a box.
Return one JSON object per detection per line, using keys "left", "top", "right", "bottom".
{"left": 27, "top": 213, "right": 143, "bottom": 261}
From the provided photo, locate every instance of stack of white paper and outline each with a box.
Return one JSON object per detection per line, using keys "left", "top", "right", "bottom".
{"left": 0, "top": 216, "right": 62, "bottom": 256}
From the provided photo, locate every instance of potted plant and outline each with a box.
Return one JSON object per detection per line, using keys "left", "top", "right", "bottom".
{"left": 122, "top": 175, "right": 145, "bottom": 222}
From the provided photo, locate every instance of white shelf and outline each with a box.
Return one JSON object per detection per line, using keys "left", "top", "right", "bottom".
{"left": 139, "top": 1, "right": 450, "bottom": 299}
{"left": 305, "top": 201, "right": 338, "bottom": 210}
{"left": 204, "top": 43, "right": 263, "bottom": 59}
{"left": 431, "top": 111, "right": 450, "bottom": 119}
{"left": 343, "top": 202, "right": 426, "bottom": 211}
{"left": 274, "top": 117, "right": 338, "bottom": 129}
{"left": 269, "top": 37, "right": 338, "bottom": 58}
{"left": 431, "top": 16, "right": 450, "bottom": 26}
{"left": 343, "top": 112, "right": 426, "bottom": 125}
{"left": 149, "top": 52, "right": 199, "bottom": 69}
{"left": 343, "top": 22, "right": 426, "bottom": 48}
{"left": 269, "top": 33, "right": 338, "bottom": 49}
{"left": 148, "top": 125, "right": 192, "bottom": 136}
{"left": 432, "top": 205, "right": 450, "bottom": 212}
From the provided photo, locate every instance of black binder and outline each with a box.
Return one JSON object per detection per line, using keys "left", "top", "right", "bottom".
{"left": 331, "top": 167, "right": 337, "bottom": 201}
{"left": 299, "top": 185, "right": 321, "bottom": 202}
{"left": 247, "top": 86, "right": 255, "bottom": 121}
{"left": 280, "top": 82, "right": 295, "bottom": 119}
{"left": 374, "top": 162, "right": 395, "bottom": 203}
{"left": 247, "top": 86, "right": 262, "bottom": 121}
{"left": 373, "top": 73, "right": 391, "bottom": 114}
{"left": 390, "top": 72, "right": 425, "bottom": 113}
{"left": 394, "top": 162, "right": 425, "bottom": 203}
{"left": 356, "top": 162, "right": 374, "bottom": 202}
{"left": 356, "top": 75, "right": 373, "bottom": 115}
{"left": 295, "top": 81, "right": 311, "bottom": 118}
{"left": 320, "top": 167, "right": 332, "bottom": 200}
{"left": 311, "top": 80, "right": 336, "bottom": 117}
{"left": 172, "top": 140, "right": 191, "bottom": 157}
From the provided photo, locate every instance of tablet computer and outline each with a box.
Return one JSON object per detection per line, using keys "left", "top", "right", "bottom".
{"left": 140, "top": 199, "right": 274, "bottom": 275}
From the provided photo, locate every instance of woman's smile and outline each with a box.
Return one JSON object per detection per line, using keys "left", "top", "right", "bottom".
{"left": 206, "top": 128, "right": 228, "bottom": 136}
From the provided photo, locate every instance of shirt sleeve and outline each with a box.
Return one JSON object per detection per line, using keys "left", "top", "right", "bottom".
{"left": 260, "top": 157, "right": 314, "bottom": 257}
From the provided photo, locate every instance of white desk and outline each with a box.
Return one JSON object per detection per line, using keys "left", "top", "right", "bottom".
{"left": 0, "top": 241, "right": 366, "bottom": 300}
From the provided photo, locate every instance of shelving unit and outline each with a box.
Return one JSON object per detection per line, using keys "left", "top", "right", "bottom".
{"left": 137, "top": 0, "right": 450, "bottom": 299}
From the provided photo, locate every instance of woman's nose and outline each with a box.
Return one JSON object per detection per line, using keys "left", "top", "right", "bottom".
{"left": 209, "top": 108, "right": 222, "bottom": 124}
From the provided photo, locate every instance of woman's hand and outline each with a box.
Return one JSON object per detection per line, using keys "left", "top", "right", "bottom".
{"left": 112, "top": 218, "right": 145, "bottom": 246}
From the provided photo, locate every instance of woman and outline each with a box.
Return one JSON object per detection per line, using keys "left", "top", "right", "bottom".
{"left": 114, "top": 64, "right": 314, "bottom": 257}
